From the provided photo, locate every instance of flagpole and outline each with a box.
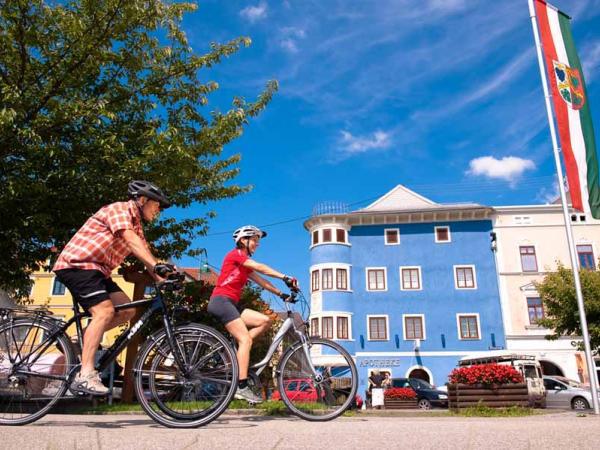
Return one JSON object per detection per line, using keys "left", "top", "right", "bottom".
{"left": 528, "top": 0, "right": 600, "bottom": 415}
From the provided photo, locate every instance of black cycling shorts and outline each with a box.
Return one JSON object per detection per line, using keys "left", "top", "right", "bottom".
{"left": 207, "top": 296, "right": 245, "bottom": 325}
{"left": 54, "top": 269, "right": 124, "bottom": 310}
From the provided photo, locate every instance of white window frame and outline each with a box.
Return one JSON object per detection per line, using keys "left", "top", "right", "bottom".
{"left": 384, "top": 228, "right": 400, "bottom": 246}
{"left": 576, "top": 242, "right": 596, "bottom": 270}
{"left": 310, "top": 312, "right": 353, "bottom": 340}
{"left": 321, "top": 268, "right": 334, "bottom": 291}
{"left": 309, "top": 226, "right": 351, "bottom": 249}
{"left": 321, "top": 316, "right": 334, "bottom": 339}
{"left": 365, "top": 267, "right": 387, "bottom": 292}
{"left": 402, "top": 314, "right": 426, "bottom": 340}
{"left": 434, "top": 226, "right": 451, "bottom": 243}
{"left": 453, "top": 264, "right": 477, "bottom": 290}
{"left": 310, "top": 263, "right": 352, "bottom": 292}
{"left": 456, "top": 313, "right": 481, "bottom": 340}
{"left": 50, "top": 277, "right": 67, "bottom": 297}
{"left": 367, "top": 314, "right": 389, "bottom": 341}
{"left": 399, "top": 266, "right": 422, "bottom": 291}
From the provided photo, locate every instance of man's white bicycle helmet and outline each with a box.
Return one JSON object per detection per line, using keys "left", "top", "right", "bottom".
{"left": 233, "top": 225, "right": 267, "bottom": 244}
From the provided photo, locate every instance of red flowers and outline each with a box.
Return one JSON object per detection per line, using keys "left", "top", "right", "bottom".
{"left": 384, "top": 387, "right": 417, "bottom": 399}
{"left": 448, "top": 364, "right": 524, "bottom": 386}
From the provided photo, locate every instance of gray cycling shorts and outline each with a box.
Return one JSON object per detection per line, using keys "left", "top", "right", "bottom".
{"left": 207, "top": 296, "right": 245, "bottom": 325}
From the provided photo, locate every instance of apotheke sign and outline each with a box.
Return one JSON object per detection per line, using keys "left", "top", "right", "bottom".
{"left": 359, "top": 359, "right": 401, "bottom": 367}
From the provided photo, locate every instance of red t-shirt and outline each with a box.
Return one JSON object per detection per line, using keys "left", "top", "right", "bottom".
{"left": 212, "top": 249, "right": 253, "bottom": 302}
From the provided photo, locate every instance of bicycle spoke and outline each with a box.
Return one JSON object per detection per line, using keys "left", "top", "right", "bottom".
{"left": 277, "top": 339, "right": 358, "bottom": 421}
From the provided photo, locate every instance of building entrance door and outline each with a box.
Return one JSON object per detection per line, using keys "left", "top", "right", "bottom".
{"left": 408, "top": 368, "right": 430, "bottom": 383}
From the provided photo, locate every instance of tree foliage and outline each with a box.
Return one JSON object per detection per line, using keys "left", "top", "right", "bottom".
{"left": 535, "top": 264, "right": 600, "bottom": 352}
{"left": 0, "top": 0, "right": 277, "bottom": 294}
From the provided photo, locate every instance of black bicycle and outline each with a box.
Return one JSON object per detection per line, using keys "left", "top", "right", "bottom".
{"left": 0, "top": 272, "right": 238, "bottom": 427}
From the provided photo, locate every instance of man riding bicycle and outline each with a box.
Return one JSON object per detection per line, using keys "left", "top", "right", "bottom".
{"left": 53, "top": 180, "right": 174, "bottom": 395}
{"left": 207, "top": 225, "right": 298, "bottom": 404}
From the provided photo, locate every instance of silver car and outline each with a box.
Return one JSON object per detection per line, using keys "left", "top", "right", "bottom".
{"left": 543, "top": 376, "right": 599, "bottom": 410}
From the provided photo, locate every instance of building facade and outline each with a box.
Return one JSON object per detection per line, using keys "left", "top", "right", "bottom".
{"left": 492, "top": 204, "right": 600, "bottom": 383}
{"left": 304, "top": 185, "right": 507, "bottom": 393}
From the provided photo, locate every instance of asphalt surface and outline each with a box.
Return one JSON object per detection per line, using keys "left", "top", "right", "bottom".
{"left": 1, "top": 411, "right": 599, "bottom": 449}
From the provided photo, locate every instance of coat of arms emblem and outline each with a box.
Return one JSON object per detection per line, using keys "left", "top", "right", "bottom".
{"left": 553, "top": 60, "right": 585, "bottom": 110}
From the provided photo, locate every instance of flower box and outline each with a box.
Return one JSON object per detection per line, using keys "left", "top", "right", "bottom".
{"left": 447, "top": 383, "right": 529, "bottom": 409}
{"left": 382, "top": 387, "right": 417, "bottom": 409}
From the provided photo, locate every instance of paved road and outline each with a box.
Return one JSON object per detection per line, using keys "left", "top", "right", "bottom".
{"left": 1, "top": 411, "right": 599, "bottom": 450}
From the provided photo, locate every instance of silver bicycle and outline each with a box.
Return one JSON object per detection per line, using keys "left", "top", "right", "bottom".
{"left": 245, "top": 290, "right": 358, "bottom": 421}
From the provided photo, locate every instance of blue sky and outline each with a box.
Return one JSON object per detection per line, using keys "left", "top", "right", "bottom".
{"left": 172, "top": 0, "right": 600, "bottom": 292}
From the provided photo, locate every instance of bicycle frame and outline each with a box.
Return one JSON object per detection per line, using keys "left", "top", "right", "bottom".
{"left": 249, "top": 303, "right": 320, "bottom": 380}
{"left": 7, "top": 287, "right": 187, "bottom": 383}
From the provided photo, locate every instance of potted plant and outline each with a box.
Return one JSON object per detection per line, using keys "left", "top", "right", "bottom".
{"left": 383, "top": 387, "right": 418, "bottom": 409}
{"left": 447, "top": 364, "right": 528, "bottom": 410}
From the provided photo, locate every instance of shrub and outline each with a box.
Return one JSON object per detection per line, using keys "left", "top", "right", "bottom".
{"left": 384, "top": 387, "right": 417, "bottom": 399}
{"left": 448, "top": 364, "right": 524, "bottom": 386}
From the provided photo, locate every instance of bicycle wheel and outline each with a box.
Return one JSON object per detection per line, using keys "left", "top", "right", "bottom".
{"left": 133, "top": 322, "right": 238, "bottom": 428}
{"left": 277, "top": 338, "right": 358, "bottom": 421}
{"left": 0, "top": 318, "right": 75, "bottom": 425}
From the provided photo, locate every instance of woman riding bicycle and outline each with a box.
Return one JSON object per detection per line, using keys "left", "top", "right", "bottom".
{"left": 207, "top": 225, "right": 298, "bottom": 404}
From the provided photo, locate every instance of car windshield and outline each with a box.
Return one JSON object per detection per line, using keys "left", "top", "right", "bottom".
{"left": 555, "top": 377, "right": 583, "bottom": 388}
{"left": 411, "top": 379, "right": 434, "bottom": 389}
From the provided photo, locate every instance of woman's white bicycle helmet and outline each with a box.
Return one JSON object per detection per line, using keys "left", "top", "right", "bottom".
{"left": 233, "top": 225, "right": 267, "bottom": 243}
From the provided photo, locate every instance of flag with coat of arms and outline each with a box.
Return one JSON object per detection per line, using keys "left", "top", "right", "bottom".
{"left": 533, "top": 0, "right": 600, "bottom": 218}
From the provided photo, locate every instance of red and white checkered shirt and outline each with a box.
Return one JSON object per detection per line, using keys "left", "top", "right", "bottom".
{"left": 53, "top": 200, "right": 147, "bottom": 277}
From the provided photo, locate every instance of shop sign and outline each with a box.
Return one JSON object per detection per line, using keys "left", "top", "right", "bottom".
{"left": 359, "top": 359, "right": 401, "bottom": 367}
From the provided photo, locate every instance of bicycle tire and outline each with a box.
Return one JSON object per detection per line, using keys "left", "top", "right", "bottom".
{"left": 133, "top": 322, "right": 238, "bottom": 428}
{"left": 277, "top": 338, "right": 358, "bottom": 421}
{"left": 0, "top": 318, "right": 75, "bottom": 426}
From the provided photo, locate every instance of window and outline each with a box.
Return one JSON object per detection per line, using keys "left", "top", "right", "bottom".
{"left": 336, "top": 229, "right": 346, "bottom": 243}
{"left": 322, "top": 317, "right": 334, "bottom": 339}
{"left": 385, "top": 229, "right": 399, "bottom": 245}
{"left": 527, "top": 297, "right": 545, "bottom": 324}
{"left": 520, "top": 246, "right": 538, "bottom": 272}
{"left": 368, "top": 316, "right": 388, "bottom": 340}
{"left": 404, "top": 316, "right": 424, "bottom": 340}
{"left": 577, "top": 245, "right": 595, "bottom": 270}
{"left": 310, "top": 318, "right": 320, "bottom": 337}
{"left": 144, "top": 285, "right": 156, "bottom": 297}
{"left": 311, "top": 270, "right": 320, "bottom": 292}
{"left": 51, "top": 278, "right": 66, "bottom": 296}
{"left": 337, "top": 317, "right": 349, "bottom": 339}
{"left": 323, "top": 229, "right": 332, "bottom": 243}
{"left": 435, "top": 226, "right": 450, "bottom": 243}
{"left": 335, "top": 268, "right": 348, "bottom": 290}
{"left": 455, "top": 266, "right": 476, "bottom": 289}
{"left": 312, "top": 230, "right": 319, "bottom": 245}
{"left": 458, "top": 315, "right": 480, "bottom": 339}
{"left": 401, "top": 267, "right": 421, "bottom": 290}
{"left": 367, "top": 268, "right": 386, "bottom": 291}
{"left": 322, "top": 269, "right": 333, "bottom": 290}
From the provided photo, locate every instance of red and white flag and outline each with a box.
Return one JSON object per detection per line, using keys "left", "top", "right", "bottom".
{"left": 533, "top": 0, "right": 600, "bottom": 217}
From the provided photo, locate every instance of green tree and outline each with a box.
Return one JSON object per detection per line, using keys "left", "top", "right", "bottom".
{"left": 0, "top": 0, "right": 277, "bottom": 295}
{"left": 535, "top": 264, "right": 600, "bottom": 351}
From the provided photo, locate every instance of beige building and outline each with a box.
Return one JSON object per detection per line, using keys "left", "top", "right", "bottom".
{"left": 493, "top": 204, "right": 600, "bottom": 383}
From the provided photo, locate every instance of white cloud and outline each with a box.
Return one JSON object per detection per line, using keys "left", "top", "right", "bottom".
{"left": 240, "top": 3, "right": 268, "bottom": 23}
{"left": 536, "top": 180, "right": 560, "bottom": 204}
{"left": 339, "top": 130, "right": 391, "bottom": 155}
{"left": 279, "top": 27, "right": 306, "bottom": 53}
{"left": 467, "top": 156, "right": 536, "bottom": 185}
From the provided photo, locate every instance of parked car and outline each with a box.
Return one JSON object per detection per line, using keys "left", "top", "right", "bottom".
{"left": 543, "top": 375, "right": 599, "bottom": 410}
{"left": 271, "top": 378, "right": 363, "bottom": 408}
{"left": 391, "top": 378, "right": 448, "bottom": 409}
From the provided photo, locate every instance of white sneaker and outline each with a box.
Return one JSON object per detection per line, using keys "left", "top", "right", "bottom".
{"left": 234, "top": 386, "right": 263, "bottom": 404}
{"left": 71, "top": 370, "right": 109, "bottom": 396}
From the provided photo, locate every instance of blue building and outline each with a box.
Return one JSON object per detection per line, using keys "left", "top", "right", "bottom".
{"left": 303, "top": 185, "right": 506, "bottom": 394}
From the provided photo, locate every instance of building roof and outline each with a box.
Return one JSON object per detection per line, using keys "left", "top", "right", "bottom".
{"left": 304, "top": 184, "right": 491, "bottom": 229}
{"left": 182, "top": 267, "right": 219, "bottom": 285}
